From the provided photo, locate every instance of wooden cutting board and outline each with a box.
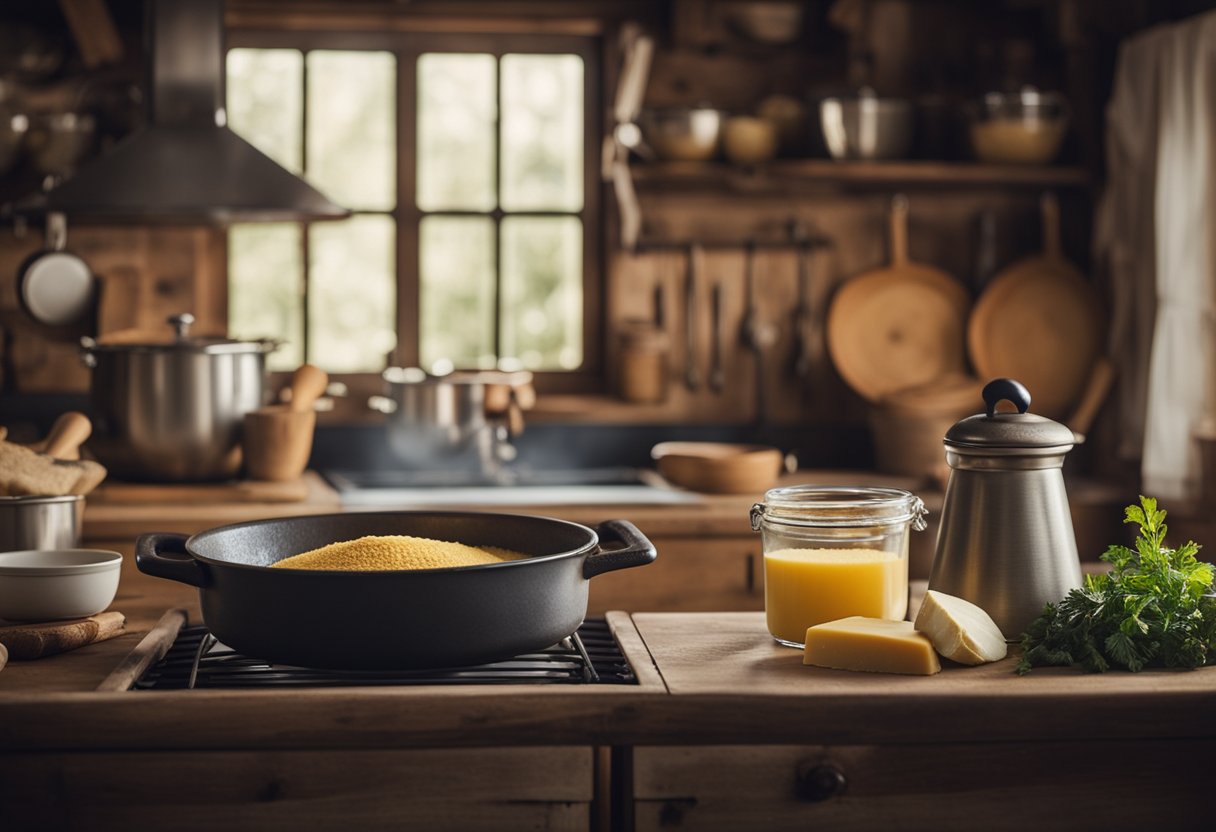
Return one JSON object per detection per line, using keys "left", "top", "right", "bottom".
{"left": 827, "top": 196, "right": 971, "bottom": 402}
{"left": 968, "top": 193, "right": 1106, "bottom": 420}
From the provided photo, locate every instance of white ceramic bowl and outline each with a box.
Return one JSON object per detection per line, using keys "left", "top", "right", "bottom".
{"left": 0, "top": 549, "right": 122, "bottom": 621}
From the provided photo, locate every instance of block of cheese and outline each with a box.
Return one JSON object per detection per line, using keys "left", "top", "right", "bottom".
{"left": 803, "top": 617, "right": 941, "bottom": 675}
{"left": 914, "top": 590, "right": 1008, "bottom": 665}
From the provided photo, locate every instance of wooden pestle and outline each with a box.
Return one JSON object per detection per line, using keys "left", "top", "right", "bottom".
{"left": 244, "top": 364, "right": 328, "bottom": 482}
{"left": 0, "top": 612, "right": 126, "bottom": 660}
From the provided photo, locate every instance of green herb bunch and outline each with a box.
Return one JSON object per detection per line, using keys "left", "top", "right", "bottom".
{"left": 1016, "top": 496, "right": 1216, "bottom": 674}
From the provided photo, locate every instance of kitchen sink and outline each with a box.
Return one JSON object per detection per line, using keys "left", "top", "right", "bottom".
{"left": 323, "top": 466, "right": 701, "bottom": 506}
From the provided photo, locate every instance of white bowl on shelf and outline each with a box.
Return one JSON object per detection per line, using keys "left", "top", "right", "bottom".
{"left": 0, "top": 549, "right": 121, "bottom": 622}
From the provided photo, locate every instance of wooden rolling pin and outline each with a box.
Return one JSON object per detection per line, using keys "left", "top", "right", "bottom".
{"left": 0, "top": 611, "right": 126, "bottom": 660}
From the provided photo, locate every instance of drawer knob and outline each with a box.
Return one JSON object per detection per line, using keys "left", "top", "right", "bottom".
{"left": 796, "top": 763, "right": 847, "bottom": 802}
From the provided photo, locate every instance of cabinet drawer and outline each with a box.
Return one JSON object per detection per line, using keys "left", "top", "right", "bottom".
{"left": 633, "top": 741, "right": 1210, "bottom": 831}
{"left": 1, "top": 746, "right": 594, "bottom": 832}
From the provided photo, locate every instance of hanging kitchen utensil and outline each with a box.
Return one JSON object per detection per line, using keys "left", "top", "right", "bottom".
{"left": 827, "top": 195, "right": 970, "bottom": 402}
{"left": 741, "top": 242, "right": 780, "bottom": 425}
{"left": 790, "top": 223, "right": 817, "bottom": 382}
{"left": 967, "top": 192, "right": 1105, "bottom": 421}
{"left": 684, "top": 244, "right": 701, "bottom": 392}
{"left": 16, "top": 212, "right": 96, "bottom": 328}
{"left": 709, "top": 282, "right": 725, "bottom": 394}
{"left": 604, "top": 23, "right": 654, "bottom": 251}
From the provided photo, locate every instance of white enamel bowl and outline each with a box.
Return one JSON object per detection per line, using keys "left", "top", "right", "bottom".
{"left": 0, "top": 549, "right": 122, "bottom": 621}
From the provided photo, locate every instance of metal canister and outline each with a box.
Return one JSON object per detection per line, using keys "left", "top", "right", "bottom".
{"left": 927, "top": 378, "right": 1083, "bottom": 639}
{"left": 0, "top": 495, "right": 83, "bottom": 550}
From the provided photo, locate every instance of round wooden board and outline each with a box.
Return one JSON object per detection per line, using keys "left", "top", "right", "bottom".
{"left": 827, "top": 264, "right": 971, "bottom": 402}
{"left": 967, "top": 257, "right": 1104, "bottom": 420}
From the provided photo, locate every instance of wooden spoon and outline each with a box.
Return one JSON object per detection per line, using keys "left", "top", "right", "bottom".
{"left": 40, "top": 411, "right": 93, "bottom": 460}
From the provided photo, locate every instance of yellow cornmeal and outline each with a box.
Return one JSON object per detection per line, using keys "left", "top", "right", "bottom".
{"left": 271, "top": 535, "right": 527, "bottom": 571}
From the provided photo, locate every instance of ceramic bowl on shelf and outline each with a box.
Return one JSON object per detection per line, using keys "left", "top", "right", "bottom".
{"left": 651, "top": 441, "right": 787, "bottom": 495}
{"left": 0, "top": 549, "right": 121, "bottom": 622}
{"left": 967, "top": 88, "right": 1068, "bottom": 165}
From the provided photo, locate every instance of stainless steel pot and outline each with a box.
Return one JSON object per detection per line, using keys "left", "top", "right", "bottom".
{"left": 0, "top": 495, "right": 83, "bottom": 550}
{"left": 819, "top": 90, "right": 913, "bottom": 160}
{"left": 371, "top": 368, "right": 531, "bottom": 473}
{"left": 80, "top": 314, "right": 277, "bottom": 481}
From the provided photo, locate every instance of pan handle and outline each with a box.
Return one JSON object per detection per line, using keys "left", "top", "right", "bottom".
{"left": 584, "top": 520, "right": 657, "bottom": 579}
{"left": 136, "top": 533, "right": 211, "bottom": 588}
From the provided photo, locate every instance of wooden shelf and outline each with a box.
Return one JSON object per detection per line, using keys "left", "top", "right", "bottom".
{"left": 631, "top": 159, "right": 1092, "bottom": 192}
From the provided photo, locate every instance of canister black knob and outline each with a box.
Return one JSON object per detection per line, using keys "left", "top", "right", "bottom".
{"left": 983, "top": 377, "right": 1031, "bottom": 417}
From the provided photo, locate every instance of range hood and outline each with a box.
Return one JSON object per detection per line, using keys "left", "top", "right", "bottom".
{"left": 44, "top": 0, "right": 348, "bottom": 224}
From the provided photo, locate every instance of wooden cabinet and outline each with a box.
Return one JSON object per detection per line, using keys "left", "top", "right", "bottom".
{"left": 1, "top": 747, "right": 596, "bottom": 832}
{"left": 588, "top": 536, "right": 763, "bottom": 614}
{"left": 631, "top": 741, "right": 1209, "bottom": 831}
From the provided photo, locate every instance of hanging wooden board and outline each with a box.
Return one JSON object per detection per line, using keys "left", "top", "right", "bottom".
{"left": 968, "top": 194, "right": 1105, "bottom": 420}
{"left": 827, "top": 196, "right": 971, "bottom": 402}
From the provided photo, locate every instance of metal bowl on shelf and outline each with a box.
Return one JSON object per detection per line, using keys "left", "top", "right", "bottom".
{"left": 819, "top": 92, "right": 914, "bottom": 161}
{"left": 637, "top": 107, "right": 726, "bottom": 162}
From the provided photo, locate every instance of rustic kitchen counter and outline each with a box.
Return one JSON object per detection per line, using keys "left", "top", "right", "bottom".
{"left": 4, "top": 470, "right": 1196, "bottom": 830}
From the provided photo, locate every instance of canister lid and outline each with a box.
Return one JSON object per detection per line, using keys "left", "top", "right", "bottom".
{"left": 944, "top": 378, "right": 1076, "bottom": 452}
{"left": 81, "top": 314, "right": 278, "bottom": 355}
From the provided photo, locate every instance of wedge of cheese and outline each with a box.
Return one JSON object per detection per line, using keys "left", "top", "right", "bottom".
{"left": 803, "top": 617, "right": 941, "bottom": 675}
{"left": 914, "top": 590, "right": 1007, "bottom": 665}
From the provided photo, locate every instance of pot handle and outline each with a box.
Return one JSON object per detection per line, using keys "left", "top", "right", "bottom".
{"left": 136, "top": 533, "right": 210, "bottom": 588}
{"left": 584, "top": 519, "right": 657, "bottom": 579}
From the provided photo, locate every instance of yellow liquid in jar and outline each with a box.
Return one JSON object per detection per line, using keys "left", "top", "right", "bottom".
{"left": 764, "top": 547, "right": 908, "bottom": 646}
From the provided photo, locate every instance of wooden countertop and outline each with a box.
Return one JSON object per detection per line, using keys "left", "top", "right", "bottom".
{"left": 2, "top": 555, "right": 1213, "bottom": 752}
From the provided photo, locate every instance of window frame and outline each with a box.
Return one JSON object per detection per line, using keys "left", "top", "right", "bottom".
{"left": 226, "top": 28, "right": 603, "bottom": 398}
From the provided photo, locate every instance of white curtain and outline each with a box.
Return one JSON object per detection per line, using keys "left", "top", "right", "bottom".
{"left": 1095, "top": 11, "right": 1216, "bottom": 500}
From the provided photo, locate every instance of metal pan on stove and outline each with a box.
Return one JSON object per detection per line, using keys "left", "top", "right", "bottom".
{"left": 136, "top": 511, "right": 656, "bottom": 670}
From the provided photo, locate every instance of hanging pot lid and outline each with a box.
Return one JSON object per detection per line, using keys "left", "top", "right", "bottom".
{"left": 944, "top": 378, "right": 1076, "bottom": 454}
{"left": 81, "top": 314, "right": 278, "bottom": 355}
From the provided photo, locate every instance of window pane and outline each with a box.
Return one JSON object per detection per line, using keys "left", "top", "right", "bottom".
{"left": 226, "top": 49, "right": 303, "bottom": 172}
{"left": 500, "top": 54, "right": 583, "bottom": 212}
{"left": 420, "top": 216, "right": 496, "bottom": 369}
{"left": 228, "top": 224, "right": 303, "bottom": 372}
{"left": 417, "top": 54, "right": 496, "bottom": 211}
{"left": 500, "top": 217, "right": 582, "bottom": 370}
{"left": 309, "top": 215, "right": 397, "bottom": 372}
{"left": 307, "top": 51, "right": 396, "bottom": 211}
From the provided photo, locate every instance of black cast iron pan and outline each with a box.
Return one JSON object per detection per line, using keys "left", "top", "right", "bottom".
{"left": 136, "top": 511, "right": 656, "bottom": 670}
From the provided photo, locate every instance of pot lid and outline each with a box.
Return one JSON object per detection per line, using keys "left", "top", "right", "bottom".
{"left": 944, "top": 378, "right": 1075, "bottom": 452}
{"left": 81, "top": 313, "right": 278, "bottom": 355}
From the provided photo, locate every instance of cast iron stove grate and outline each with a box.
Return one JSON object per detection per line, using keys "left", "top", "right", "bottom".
{"left": 134, "top": 618, "right": 635, "bottom": 690}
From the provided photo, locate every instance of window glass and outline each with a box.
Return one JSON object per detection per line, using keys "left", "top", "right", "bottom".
{"left": 228, "top": 224, "right": 304, "bottom": 372}
{"left": 419, "top": 216, "right": 496, "bottom": 369}
{"left": 417, "top": 54, "right": 497, "bottom": 211}
{"left": 226, "top": 49, "right": 303, "bottom": 173}
{"left": 307, "top": 51, "right": 396, "bottom": 211}
{"left": 309, "top": 216, "right": 398, "bottom": 372}
{"left": 500, "top": 54, "right": 583, "bottom": 212}
{"left": 500, "top": 216, "right": 583, "bottom": 369}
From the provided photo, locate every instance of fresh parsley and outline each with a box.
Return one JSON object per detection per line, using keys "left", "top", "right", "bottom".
{"left": 1016, "top": 495, "right": 1216, "bottom": 674}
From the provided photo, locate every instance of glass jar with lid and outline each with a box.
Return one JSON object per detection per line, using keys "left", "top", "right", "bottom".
{"left": 750, "top": 485, "right": 928, "bottom": 648}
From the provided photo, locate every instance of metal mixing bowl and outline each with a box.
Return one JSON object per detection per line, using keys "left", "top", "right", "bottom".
{"left": 638, "top": 108, "right": 726, "bottom": 162}
{"left": 819, "top": 94, "right": 914, "bottom": 161}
